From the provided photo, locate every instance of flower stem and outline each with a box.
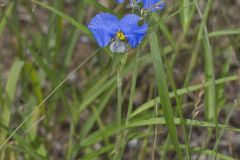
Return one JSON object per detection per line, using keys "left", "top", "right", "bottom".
{"left": 114, "top": 55, "right": 125, "bottom": 160}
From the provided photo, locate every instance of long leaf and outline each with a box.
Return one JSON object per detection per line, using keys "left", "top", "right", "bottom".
{"left": 148, "top": 30, "right": 183, "bottom": 159}
{"left": 0, "top": 2, "right": 14, "bottom": 36}
{"left": 32, "top": 0, "right": 90, "bottom": 35}
{"left": 0, "top": 60, "right": 24, "bottom": 149}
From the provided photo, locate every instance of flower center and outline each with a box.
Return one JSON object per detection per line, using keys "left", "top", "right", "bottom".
{"left": 116, "top": 31, "right": 126, "bottom": 41}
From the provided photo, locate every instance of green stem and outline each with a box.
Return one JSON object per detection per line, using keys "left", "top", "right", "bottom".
{"left": 114, "top": 61, "right": 123, "bottom": 160}
{"left": 117, "top": 69, "right": 122, "bottom": 127}
{"left": 119, "top": 49, "right": 140, "bottom": 158}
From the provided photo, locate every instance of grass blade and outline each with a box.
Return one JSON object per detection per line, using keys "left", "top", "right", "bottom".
{"left": 148, "top": 30, "right": 183, "bottom": 159}
{"left": 194, "top": 0, "right": 216, "bottom": 122}
{"left": 0, "top": 49, "right": 100, "bottom": 151}
{"left": 126, "top": 117, "right": 240, "bottom": 132}
{"left": 0, "top": 60, "right": 24, "bottom": 158}
{"left": 209, "top": 29, "right": 240, "bottom": 37}
{"left": 0, "top": 2, "right": 14, "bottom": 36}
{"left": 131, "top": 75, "right": 239, "bottom": 118}
{"left": 32, "top": 0, "right": 90, "bottom": 35}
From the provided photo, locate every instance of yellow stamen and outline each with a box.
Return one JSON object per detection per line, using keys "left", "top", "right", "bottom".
{"left": 117, "top": 31, "right": 126, "bottom": 41}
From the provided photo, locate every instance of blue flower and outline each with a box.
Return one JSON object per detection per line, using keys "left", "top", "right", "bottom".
{"left": 88, "top": 12, "right": 148, "bottom": 49}
{"left": 117, "top": 0, "right": 165, "bottom": 12}
{"left": 116, "top": 0, "right": 124, "bottom": 3}
{"left": 141, "top": 0, "right": 165, "bottom": 11}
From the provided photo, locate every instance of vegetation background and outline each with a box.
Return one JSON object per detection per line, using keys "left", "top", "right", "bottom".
{"left": 0, "top": 0, "right": 240, "bottom": 159}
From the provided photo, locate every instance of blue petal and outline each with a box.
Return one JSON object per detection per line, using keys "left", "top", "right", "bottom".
{"left": 139, "top": 0, "right": 165, "bottom": 11}
{"left": 88, "top": 13, "right": 119, "bottom": 47}
{"left": 143, "top": 0, "right": 165, "bottom": 11}
{"left": 116, "top": 0, "right": 124, "bottom": 3}
{"left": 119, "top": 14, "right": 148, "bottom": 48}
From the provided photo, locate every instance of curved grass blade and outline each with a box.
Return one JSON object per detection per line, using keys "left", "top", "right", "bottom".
{"left": 0, "top": 60, "right": 24, "bottom": 159}
{"left": 131, "top": 75, "right": 239, "bottom": 118}
{"left": 81, "top": 144, "right": 114, "bottom": 160}
{"left": 125, "top": 118, "right": 240, "bottom": 133}
{"left": 0, "top": 49, "right": 100, "bottom": 151}
{"left": 79, "top": 116, "right": 240, "bottom": 149}
{"left": 148, "top": 30, "right": 183, "bottom": 159}
{"left": 84, "top": 0, "right": 117, "bottom": 15}
{"left": 209, "top": 29, "right": 240, "bottom": 37}
{"left": 0, "top": 60, "right": 24, "bottom": 146}
{"left": 32, "top": 0, "right": 90, "bottom": 36}
{"left": 0, "top": 2, "right": 14, "bottom": 36}
{"left": 194, "top": 0, "right": 216, "bottom": 122}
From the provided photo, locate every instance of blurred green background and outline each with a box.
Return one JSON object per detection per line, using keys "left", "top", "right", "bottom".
{"left": 0, "top": 0, "right": 240, "bottom": 159}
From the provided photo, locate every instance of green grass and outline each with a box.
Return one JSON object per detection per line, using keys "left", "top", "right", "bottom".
{"left": 0, "top": 0, "right": 240, "bottom": 159}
